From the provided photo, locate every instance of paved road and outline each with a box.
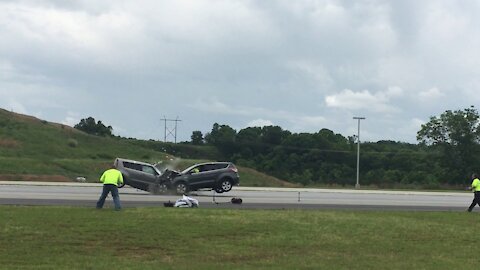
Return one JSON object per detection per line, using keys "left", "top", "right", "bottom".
{"left": 0, "top": 181, "right": 475, "bottom": 211}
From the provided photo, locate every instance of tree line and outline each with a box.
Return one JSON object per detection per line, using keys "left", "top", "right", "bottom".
{"left": 189, "top": 106, "right": 480, "bottom": 189}
{"left": 75, "top": 107, "right": 480, "bottom": 189}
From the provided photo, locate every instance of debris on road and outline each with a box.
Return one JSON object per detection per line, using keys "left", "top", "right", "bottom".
{"left": 231, "top": 197, "right": 243, "bottom": 204}
{"left": 173, "top": 195, "right": 199, "bottom": 208}
{"left": 75, "top": 177, "right": 86, "bottom": 182}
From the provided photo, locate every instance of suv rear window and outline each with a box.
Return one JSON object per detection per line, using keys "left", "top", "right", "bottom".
{"left": 123, "top": 162, "right": 142, "bottom": 171}
{"left": 199, "top": 163, "right": 228, "bottom": 172}
{"left": 210, "top": 163, "right": 228, "bottom": 170}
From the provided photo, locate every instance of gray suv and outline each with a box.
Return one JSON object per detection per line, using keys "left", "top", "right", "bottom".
{"left": 170, "top": 162, "right": 240, "bottom": 194}
{"left": 114, "top": 158, "right": 240, "bottom": 195}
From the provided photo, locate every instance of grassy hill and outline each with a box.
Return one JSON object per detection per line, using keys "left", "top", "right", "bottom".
{"left": 0, "top": 109, "right": 297, "bottom": 187}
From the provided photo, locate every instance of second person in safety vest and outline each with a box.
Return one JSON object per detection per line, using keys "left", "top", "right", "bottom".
{"left": 467, "top": 173, "right": 480, "bottom": 212}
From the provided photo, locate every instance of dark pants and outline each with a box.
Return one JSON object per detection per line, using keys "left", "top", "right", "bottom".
{"left": 468, "top": 192, "right": 480, "bottom": 212}
{"left": 96, "top": 184, "right": 121, "bottom": 210}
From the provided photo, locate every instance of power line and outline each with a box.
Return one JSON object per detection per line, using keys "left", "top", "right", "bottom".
{"left": 161, "top": 116, "right": 181, "bottom": 143}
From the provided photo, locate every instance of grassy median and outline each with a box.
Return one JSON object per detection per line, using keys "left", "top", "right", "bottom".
{"left": 0, "top": 206, "right": 479, "bottom": 270}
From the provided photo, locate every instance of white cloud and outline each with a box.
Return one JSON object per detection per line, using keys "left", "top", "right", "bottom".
{"left": 246, "top": 119, "right": 274, "bottom": 128}
{"left": 6, "top": 99, "right": 27, "bottom": 114}
{"left": 325, "top": 88, "right": 402, "bottom": 113}
{"left": 61, "top": 111, "right": 80, "bottom": 127}
{"left": 286, "top": 60, "right": 334, "bottom": 89}
{"left": 411, "top": 118, "right": 425, "bottom": 130}
{"left": 419, "top": 87, "right": 445, "bottom": 100}
{"left": 290, "top": 115, "right": 327, "bottom": 132}
{"left": 61, "top": 116, "right": 77, "bottom": 127}
{"left": 298, "top": 115, "right": 327, "bottom": 127}
{"left": 191, "top": 97, "right": 327, "bottom": 132}
{"left": 386, "top": 86, "right": 404, "bottom": 97}
{"left": 190, "top": 98, "right": 246, "bottom": 116}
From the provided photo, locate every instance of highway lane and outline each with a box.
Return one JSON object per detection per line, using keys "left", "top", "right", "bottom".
{"left": 0, "top": 182, "right": 475, "bottom": 211}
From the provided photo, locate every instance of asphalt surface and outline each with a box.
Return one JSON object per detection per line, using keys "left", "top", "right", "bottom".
{"left": 0, "top": 181, "right": 475, "bottom": 211}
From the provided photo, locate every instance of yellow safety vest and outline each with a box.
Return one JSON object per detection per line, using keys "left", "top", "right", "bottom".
{"left": 471, "top": 178, "right": 480, "bottom": 192}
{"left": 100, "top": 169, "right": 124, "bottom": 186}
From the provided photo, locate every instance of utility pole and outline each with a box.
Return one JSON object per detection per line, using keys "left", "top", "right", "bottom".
{"left": 161, "top": 116, "right": 182, "bottom": 143}
{"left": 353, "top": 117, "right": 365, "bottom": 189}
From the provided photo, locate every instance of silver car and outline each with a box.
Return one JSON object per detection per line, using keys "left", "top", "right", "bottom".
{"left": 114, "top": 158, "right": 168, "bottom": 194}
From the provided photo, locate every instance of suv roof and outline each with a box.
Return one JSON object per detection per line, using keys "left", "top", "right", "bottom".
{"left": 181, "top": 161, "right": 233, "bottom": 173}
{"left": 115, "top": 157, "right": 153, "bottom": 167}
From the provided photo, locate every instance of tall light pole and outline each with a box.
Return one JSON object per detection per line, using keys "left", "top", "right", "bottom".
{"left": 353, "top": 117, "right": 365, "bottom": 189}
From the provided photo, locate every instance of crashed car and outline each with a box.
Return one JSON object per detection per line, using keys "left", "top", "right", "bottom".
{"left": 114, "top": 158, "right": 169, "bottom": 194}
{"left": 114, "top": 158, "right": 240, "bottom": 195}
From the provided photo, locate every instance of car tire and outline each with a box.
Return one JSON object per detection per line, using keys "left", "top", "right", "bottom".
{"left": 148, "top": 183, "right": 169, "bottom": 195}
{"left": 175, "top": 182, "right": 189, "bottom": 195}
{"left": 158, "top": 183, "right": 168, "bottom": 194}
{"left": 148, "top": 183, "right": 159, "bottom": 194}
{"left": 219, "top": 178, "right": 233, "bottom": 192}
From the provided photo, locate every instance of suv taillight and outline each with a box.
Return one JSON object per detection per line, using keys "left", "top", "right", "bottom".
{"left": 229, "top": 164, "right": 238, "bottom": 173}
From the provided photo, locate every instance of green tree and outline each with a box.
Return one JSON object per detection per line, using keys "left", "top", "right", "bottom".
{"left": 74, "top": 117, "right": 113, "bottom": 137}
{"left": 417, "top": 106, "right": 480, "bottom": 182}
{"left": 205, "top": 123, "right": 237, "bottom": 157}
{"left": 191, "top": 131, "right": 204, "bottom": 145}
{"left": 261, "top": 126, "right": 287, "bottom": 145}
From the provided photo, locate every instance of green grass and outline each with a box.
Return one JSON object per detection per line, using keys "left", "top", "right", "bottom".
{"left": 0, "top": 109, "right": 292, "bottom": 187}
{"left": 0, "top": 206, "right": 479, "bottom": 269}
{"left": 0, "top": 109, "right": 168, "bottom": 179}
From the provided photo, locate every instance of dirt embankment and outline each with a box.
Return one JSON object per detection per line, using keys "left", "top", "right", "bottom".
{"left": 0, "top": 139, "right": 21, "bottom": 148}
{"left": 0, "top": 174, "right": 71, "bottom": 182}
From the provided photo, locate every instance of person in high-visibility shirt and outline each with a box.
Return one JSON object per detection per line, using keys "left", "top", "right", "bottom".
{"left": 467, "top": 173, "right": 480, "bottom": 212}
{"left": 96, "top": 165, "right": 124, "bottom": 210}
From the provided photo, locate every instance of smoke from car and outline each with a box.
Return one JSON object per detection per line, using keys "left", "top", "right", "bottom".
{"left": 154, "top": 157, "right": 182, "bottom": 172}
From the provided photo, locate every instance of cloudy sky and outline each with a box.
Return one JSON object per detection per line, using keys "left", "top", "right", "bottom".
{"left": 1, "top": 0, "right": 480, "bottom": 143}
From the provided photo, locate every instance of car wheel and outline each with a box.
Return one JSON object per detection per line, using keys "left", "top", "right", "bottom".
{"left": 158, "top": 183, "right": 168, "bottom": 194}
{"left": 219, "top": 178, "right": 233, "bottom": 192}
{"left": 175, "top": 182, "right": 188, "bottom": 195}
{"left": 148, "top": 183, "right": 169, "bottom": 195}
{"left": 148, "top": 183, "right": 160, "bottom": 195}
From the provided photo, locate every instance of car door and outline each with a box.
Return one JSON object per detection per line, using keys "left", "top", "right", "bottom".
{"left": 139, "top": 165, "right": 160, "bottom": 185}
{"left": 204, "top": 163, "right": 228, "bottom": 186}
{"left": 123, "top": 162, "right": 158, "bottom": 190}
{"left": 186, "top": 164, "right": 212, "bottom": 189}
{"left": 190, "top": 164, "right": 223, "bottom": 189}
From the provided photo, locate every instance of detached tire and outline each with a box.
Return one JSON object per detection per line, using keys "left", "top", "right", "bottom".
{"left": 219, "top": 178, "right": 233, "bottom": 192}
{"left": 175, "top": 182, "right": 189, "bottom": 195}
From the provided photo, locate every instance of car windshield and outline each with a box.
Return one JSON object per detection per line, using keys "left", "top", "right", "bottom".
{"left": 153, "top": 164, "right": 167, "bottom": 174}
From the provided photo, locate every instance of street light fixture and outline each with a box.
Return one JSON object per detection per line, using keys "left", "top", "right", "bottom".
{"left": 353, "top": 117, "right": 365, "bottom": 189}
